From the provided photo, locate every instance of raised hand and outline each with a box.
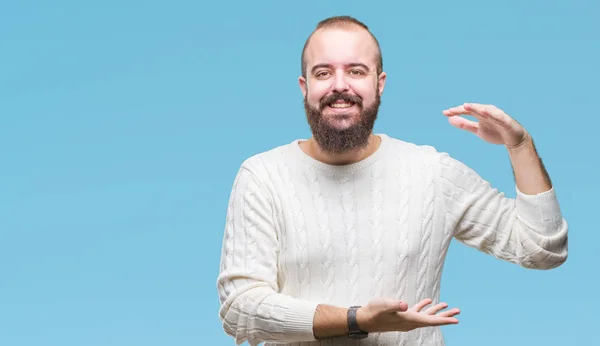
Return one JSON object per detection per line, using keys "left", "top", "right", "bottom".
{"left": 442, "top": 103, "right": 529, "bottom": 148}
{"left": 357, "top": 298, "right": 460, "bottom": 333}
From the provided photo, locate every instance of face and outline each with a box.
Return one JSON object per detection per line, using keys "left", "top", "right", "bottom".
{"left": 299, "top": 27, "right": 386, "bottom": 154}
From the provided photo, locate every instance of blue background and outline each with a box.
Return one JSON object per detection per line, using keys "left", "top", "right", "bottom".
{"left": 1, "top": 0, "right": 597, "bottom": 345}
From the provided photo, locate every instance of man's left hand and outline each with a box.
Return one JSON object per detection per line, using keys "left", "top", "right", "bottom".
{"left": 442, "top": 103, "right": 529, "bottom": 148}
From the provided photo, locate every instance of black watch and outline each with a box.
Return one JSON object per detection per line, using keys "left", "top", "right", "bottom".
{"left": 347, "top": 306, "right": 368, "bottom": 339}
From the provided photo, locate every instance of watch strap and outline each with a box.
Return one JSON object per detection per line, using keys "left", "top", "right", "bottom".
{"left": 347, "top": 306, "right": 368, "bottom": 339}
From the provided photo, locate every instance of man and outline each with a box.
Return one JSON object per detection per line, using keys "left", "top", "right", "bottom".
{"left": 216, "top": 16, "right": 568, "bottom": 346}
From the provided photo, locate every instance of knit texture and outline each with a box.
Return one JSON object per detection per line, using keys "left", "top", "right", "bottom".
{"left": 217, "top": 133, "right": 568, "bottom": 346}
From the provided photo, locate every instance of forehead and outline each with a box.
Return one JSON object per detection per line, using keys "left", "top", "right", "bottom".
{"left": 305, "top": 27, "right": 378, "bottom": 70}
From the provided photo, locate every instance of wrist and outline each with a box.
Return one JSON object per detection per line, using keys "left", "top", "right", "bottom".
{"left": 505, "top": 131, "right": 532, "bottom": 151}
{"left": 355, "top": 307, "right": 372, "bottom": 333}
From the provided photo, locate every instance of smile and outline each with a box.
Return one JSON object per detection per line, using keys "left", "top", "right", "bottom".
{"left": 329, "top": 102, "right": 355, "bottom": 109}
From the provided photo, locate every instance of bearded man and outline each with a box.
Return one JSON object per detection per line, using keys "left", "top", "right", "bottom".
{"left": 216, "top": 15, "right": 568, "bottom": 346}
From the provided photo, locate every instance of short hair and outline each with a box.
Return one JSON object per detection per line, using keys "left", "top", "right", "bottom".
{"left": 301, "top": 16, "right": 383, "bottom": 78}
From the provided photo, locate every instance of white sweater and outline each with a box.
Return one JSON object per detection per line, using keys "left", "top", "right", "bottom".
{"left": 216, "top": 133, "right": 568, "bottom": 346}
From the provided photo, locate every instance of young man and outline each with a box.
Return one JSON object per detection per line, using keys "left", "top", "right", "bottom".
{"left": 216, "top": 16, "right": 568, "bottom": 346}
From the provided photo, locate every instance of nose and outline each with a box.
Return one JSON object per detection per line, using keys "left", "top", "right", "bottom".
{"left": 331, "top": 70, "right": 349, "bottom": 92}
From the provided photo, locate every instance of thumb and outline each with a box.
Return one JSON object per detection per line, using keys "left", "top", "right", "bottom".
{"left": 448, "top": 116, "right": 479, "bottom": 134}
{"left": 383, "top": 300, "right": 408, "bottom": 313}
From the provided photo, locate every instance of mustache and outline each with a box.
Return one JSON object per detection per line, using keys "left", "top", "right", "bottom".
{"left": 319, "top": 93, "right": 363, "bottom": 110}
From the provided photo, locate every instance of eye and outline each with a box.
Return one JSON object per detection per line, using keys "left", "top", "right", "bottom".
{"left": 348, "top": 69, "right": 365, "bottom": 76}
{"left": 315, "top": 71, "right": 331, "bottom": 78}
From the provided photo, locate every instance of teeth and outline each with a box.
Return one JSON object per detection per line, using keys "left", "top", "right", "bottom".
{"left": 330, "top": 103, "right": 353, "bottom": 108}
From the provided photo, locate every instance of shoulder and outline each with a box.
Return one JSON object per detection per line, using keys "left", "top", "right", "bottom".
{"left": 236, "top": 140, "right": 299, "bottom": 180}
{"left": 382, "top": 134, "right": 445, "bottom": 163}
{"left": 382, "top": 134, "right": 476, "bottom": 176}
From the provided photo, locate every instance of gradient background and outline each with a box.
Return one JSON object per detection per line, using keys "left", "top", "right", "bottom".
{"left": 1, "top": 1, "right": 597, "bottom": 345}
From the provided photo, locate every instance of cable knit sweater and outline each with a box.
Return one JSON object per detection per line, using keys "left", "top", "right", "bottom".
{"left": 216, "top": 133, "right": 568, "bottom": 346}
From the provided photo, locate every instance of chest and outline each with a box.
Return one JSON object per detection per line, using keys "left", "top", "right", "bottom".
{"left": 269, "top": 167, "right": 446, "bottom": 274}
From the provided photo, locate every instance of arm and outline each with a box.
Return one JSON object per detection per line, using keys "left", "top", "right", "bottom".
{"left": 313, "top": 305, "right": 351, "bottom": 339}
{"left": 438, "top": 149, "right": 567, "bottom": 270}
{"left": 217, "top": 162, "right": 353, "bottom": 344}
{"left": 440, "top": 102, "right": 568, "bottom": 269}
{"left": 506, "top": 131, "right": 552, "bottom": 195}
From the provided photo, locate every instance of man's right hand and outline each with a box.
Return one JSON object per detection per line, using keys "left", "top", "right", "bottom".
{"left": 356, "top": 298, "right": 460, "bottom": 333}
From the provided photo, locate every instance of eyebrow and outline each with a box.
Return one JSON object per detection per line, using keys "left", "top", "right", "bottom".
{"left": 310, "top": 63, "right": 370, "bottom": 74}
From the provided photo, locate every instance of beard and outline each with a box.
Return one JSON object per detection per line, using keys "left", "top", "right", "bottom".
{"left": 304, "top": 88, "right": 381, "bottom": 155}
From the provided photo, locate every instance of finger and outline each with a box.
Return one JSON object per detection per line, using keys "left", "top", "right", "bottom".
{"left": 411, "top": 298, "right": 433, "bottom": 312}
{"left": 443, "top": 104, "right": 487, "bottom": 121}
{"left": 442, "top": 103, "right": 497, "bottom": 120}
{"left": 442, "top": 105, "right": 467, "bottom": 116}
{"left": 448, "top": 116, "right": 479, "bottom": 134}
{"left": 438, "top": 308, "right": 461, "bottom": 318}
{"left": 427, "top": 316, "right": 459, "bottom": 326}
{"left": 413, "top": 314, "right": 459, "bottom": 326}
{"left": 424, "top": 302, "right": 448, "bottom": 315}
{"left": 464, "top": 103, "right": 508, "bottom": 126}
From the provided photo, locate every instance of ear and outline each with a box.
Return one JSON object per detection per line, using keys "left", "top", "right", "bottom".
{"left": 377, "top": 71, "right": 387, "bottom": 96}
{"left": 298, "top": 76, "right": 308, "bottom": 98}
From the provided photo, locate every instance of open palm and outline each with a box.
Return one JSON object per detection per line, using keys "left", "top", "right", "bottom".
{"left": 396, "top": 298, "right": 460, "bottom": 332}
{"left": 361, "top": 298, "right": 460, "bottom": 333}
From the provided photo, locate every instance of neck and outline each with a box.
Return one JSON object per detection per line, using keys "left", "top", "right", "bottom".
{"left": 300, "top": 134, "right": 381, "bottom": 166}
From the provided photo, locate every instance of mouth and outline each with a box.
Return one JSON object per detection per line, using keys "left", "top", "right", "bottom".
{"left": 328, "top": 101, "right": 355, "bottom": 109}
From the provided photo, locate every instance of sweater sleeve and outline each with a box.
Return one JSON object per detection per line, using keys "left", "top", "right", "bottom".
{"left": 217, "top": 163, "right": 319, "bottom": 345}
{"left": 437, "top": 152, "right": 568, "bottom": 270}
